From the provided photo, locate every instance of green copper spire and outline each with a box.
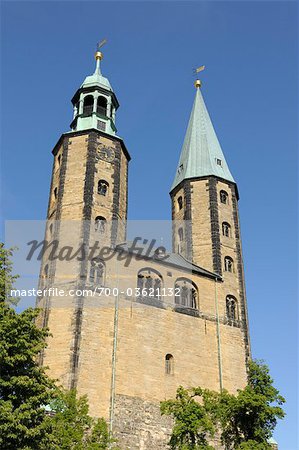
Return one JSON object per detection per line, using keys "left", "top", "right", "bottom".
{"left": 70, "top": 45, "right": 118, "bottom": 136}
{"left": 171, "top": 83, "right": 235, "bottom": 192}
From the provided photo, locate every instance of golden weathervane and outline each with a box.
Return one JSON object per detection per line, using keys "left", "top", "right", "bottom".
{"left": 95, "top": 38, "right": 107, "bottom": 61}
{"left": 193, "top": 65, "right": 205, "bottom": 88}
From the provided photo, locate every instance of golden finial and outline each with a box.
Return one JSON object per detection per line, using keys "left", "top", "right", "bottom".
{"left": 193, "top": 65, "right": 205, "bottom": 89}
{"left": 94, "top": 38, "right": 107, "bottom": 61}
{"left": 95, "top": 51, "right": 103, "bottom": 61}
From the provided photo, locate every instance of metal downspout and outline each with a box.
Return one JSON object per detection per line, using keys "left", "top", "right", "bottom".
{"left": 109, "top": 255, "right": 120, "bottom": 439}
{"left": 214, "top": 278, "right": 223, "bottom": 391}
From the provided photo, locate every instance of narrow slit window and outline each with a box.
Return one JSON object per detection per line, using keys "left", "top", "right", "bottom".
{"left": 220, "top": 190, "right": 228, "bottom": 204}
{"left": 222, "top": 222, "right": 231, "bottom": 237}
{"left": 165, "top": 354, "right": 174, "bottom": 375}
{"left": 224, "top": 256, "right": 234, "bottom": 272}
{"left": 178, "top": 227, "right": 184, "bottom": 241}
{"left": 226, "top": 296, "right": 238, "bottom": 324}
{"left": 177, "top": 196, "right": 183, "bottom": 210}
{"left": 98, "top": 180, "right": 109, "bottom": 196}
{"left": 95, "top": 216, "right": 107, "bottom": 233}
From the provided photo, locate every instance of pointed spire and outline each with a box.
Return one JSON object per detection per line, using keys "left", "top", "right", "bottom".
{"left": 81, "top": 43, "right": 112, "bottom": 91}
{"left": 171, "top": 83, "right": 235, "bottom": 192}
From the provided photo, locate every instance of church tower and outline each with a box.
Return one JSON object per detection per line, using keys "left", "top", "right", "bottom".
{"left": 170, "top": 76, "right": 250, "bottom": 362}
{"left": 38, "top": 47, "right": 130, "bottom": 388}
{"left": 47, "top": 47, "right": 130, "bottom": 243}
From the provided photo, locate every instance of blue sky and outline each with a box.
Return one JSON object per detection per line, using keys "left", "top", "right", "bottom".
{"left": 1, "top": 1, "right": 297, "bottom": 448}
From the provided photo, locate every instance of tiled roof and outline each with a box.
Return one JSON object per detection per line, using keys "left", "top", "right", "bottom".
{"left": 115, "top": 241, "right": 220, "bottom": 280}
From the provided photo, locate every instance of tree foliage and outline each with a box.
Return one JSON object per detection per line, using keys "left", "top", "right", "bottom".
{"left": 0, "top": 245, "right": 115, "bottom": 450}
{"left": 0, "top": 243, "right": 19, "bottom": 305}
{"left": 161, "top": 361, "right": 285, "bottom": 450}
{"left": 160, "top": 386, "right": 216, "bottom": 449}
{"left": 0, "top": 246, "right": 56, "bottom": 449}
{"left": 218, "top": 360, "right": 285, "bottom": 450}
{"left": 47, "top": 389, "right": 119, "bottom": 450}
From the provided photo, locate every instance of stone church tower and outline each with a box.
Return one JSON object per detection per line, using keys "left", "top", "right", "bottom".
{"left": 37, "top": 49, "right": 250, "bottom": 449}
{"left": 170, "top": 79, "right": 251, "bottom": 376}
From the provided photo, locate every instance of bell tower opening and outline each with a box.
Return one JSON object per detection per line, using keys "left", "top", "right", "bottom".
{"left": 83, "top": 95, "right": 94, "bottom": 116}
{"left": 97, "top": 96, "right": 107, "bottom": 117}
{"left": 70, "top": 48, "right": 118, "bottom": 136}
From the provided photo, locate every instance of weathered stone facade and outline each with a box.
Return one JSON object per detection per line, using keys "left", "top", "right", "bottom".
{"left": 114, "top": 395, "right": 173, "bottom": 450}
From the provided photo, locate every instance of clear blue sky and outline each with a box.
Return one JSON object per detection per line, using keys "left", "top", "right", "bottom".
{"left": 1, "top": 1, "right": 297, "bottom": 448}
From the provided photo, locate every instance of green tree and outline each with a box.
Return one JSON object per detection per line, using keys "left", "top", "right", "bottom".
{"left": 0, "top": 243, "right": 19, "bottom": 305}
{"left": 218, "top": 360, "right": 285, "bottom": 450}
{"left": 0, "top": 246, "right": 56, "bottom": 449}
{"left": 161, "top": 360, "right": 285, "bottom": 450}
{"left": 47, "top": 389, "right": 118, "bottom": 450}
{"left": 160, "top": 386, "right": 216, "bottom": 449}
{"left": 0, "top": 245, "right": 114, "bottom": 450}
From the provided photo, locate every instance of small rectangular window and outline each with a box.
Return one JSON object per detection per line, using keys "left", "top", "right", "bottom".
{"left": 97, "top": 120, "right": 106, "bottom": 132}
{"left": 216, "top": 158, "right": 222, "bottom": 166}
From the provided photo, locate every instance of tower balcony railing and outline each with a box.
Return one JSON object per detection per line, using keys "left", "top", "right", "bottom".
{"left": 81, "top": 107, "right": 108, "bottom": 119}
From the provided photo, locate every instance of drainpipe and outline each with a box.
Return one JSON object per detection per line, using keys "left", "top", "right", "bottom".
{"left": 109, "top": 248, "right": 121, "bottom": 439}
{"left": 214, "top": 278, "right": 223, "bottom": 391}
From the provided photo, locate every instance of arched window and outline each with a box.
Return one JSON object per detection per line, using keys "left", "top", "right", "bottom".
{"left": 89, "top": 259, "right": 105, "bottom": 285}
{"left": 226, "top": 296, "right": 238, "bottom": 323}
{"left": 53, "top": 187, "right": 58, "bottom": 200}
{"left": 137, "top": 268, "right": 163, "bottom": 300}
{"left": 224, "top": 256, "right": 234, "bottom": 272}
{"left": 175, "top": 278, "right": 198, "bottom": 309}
{"left": 97, "top": 96, "right": 107, "bottom": 117}
{"left": 83, "top": 95, "right": 94, "bottom": 116}
{"left": 220, "top": 190, "right": 228, "bottom": 204}
{"left": 165, "top": 354, "right": 174, "bottom": 375}
{"left": 97, "top": 180, "right": 109, "bottom": 196}
{"left": 222, "top": 222, "right": 231, "bottom": 238}
{"left": 177, "top": 196, "right": 183, "bottom": 210}
{"left": 95, "top": 216, "right": 107, "bottom": 233}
